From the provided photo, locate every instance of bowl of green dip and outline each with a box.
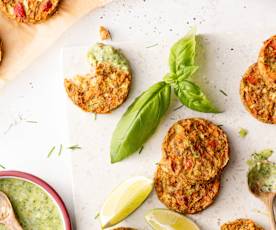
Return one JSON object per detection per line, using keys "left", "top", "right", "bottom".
{"left": 0, "top": 170, "right": 72, "bottom": 230}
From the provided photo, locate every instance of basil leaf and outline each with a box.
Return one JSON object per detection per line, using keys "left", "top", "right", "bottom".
{"left": 163, "top": 73, "right": 178, "bottom": 85}
{"left": 173, "top": 80, "right": 219, "bottom": 113}
{"left": 110, "top": 82, "right": 171, "bottom": 163}
{"left": 164, "top": 66, "right": 199, "bottom": 84}
{"left": 169, "top": 28, "right": 196, "bottom": 74}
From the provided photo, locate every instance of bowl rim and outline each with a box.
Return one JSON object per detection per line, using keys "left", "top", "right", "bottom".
{"left": 0, "top": 170, "right": 72, "bottom": 230}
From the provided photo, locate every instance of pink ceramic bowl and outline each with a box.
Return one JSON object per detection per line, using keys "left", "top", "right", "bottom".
{"left": 0, "top": 170, "right": 72, "bottom": 230}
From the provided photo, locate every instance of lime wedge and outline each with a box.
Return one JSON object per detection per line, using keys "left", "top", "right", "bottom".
{"left": 100, "top": 176, "right": 153, "bottom": 228}
{"left": 145, "top": 209, "right": 200, "bottom": 230}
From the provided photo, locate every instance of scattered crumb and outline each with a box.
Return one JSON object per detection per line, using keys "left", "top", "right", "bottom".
{"left": 99, "top": 26, "right": 111, "bottom": 40}
{"left": 239, "top": 128, "right": 248, "bottom": 138}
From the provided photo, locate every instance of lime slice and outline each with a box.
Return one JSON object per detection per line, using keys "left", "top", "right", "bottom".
{"left": 100, "top": 176, "right": 153, "bottom": 228}
{"left": 145, "top": 209, "right": 200, "bottom": 230}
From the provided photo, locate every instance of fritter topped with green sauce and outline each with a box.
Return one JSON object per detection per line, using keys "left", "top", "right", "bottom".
{"left": 64, "top": 43, "right": 132, "bottom": 114}
{"left": 247, "top": 149, "right": 276, "bottom": 194}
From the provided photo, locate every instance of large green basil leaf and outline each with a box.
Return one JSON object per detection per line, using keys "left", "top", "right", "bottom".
{"left": 173, "top": 80, "right": 219, "bottom": 113}
{"left": 110, "top": 82, "right": 171, "bottom": 163}
{"left": 169, "top": 28, "right": 196, "bottom": 75}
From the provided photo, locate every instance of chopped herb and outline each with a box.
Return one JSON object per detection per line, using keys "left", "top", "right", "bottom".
{"left": 47, "top": 146, "right": 56, "bottom": 158}
{"left": 139, "top": 146, "right": 144, "bottom": 154}
{"left": 173, "top": 105, "right": 184, "bottom": 111}
{"left": 239, "top": 128, "right": 248, "bottom": 138}
{"left": 192, "top": 151, "right": 200, "bottom": 158}
{"left": 219, "top": 89, "right": 228, "bottom": 96}
{"left": 68, "top": 145, "right": 82, "bottom": 151}
{"left": 4, "top": 115, "right": 38, "bottom": 134}
{"left": 58, "top": 144, "right": 63, "bottom": 156}
{"left": 218, "top": 124, "right": 223, "bottom": 127}
{"left": 93, "top": 113, "right": 97, "bottom": 120}
{"left": 94, "top": 212, "right": 100, "bottom": 219}
{"left": 0, "top": 164, "right": 6, "bottom": 169}
{"left": 25, "top": 120, "right": 38, "bottom": 124}
{"left": 146, "top": 43, "right": 159, "bottom": 49}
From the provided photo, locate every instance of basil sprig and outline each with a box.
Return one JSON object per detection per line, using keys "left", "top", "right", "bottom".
{"left": 164, "top": 28, "right": 219, "bottom": 113}
{"left": 110, "top": 28, "right": 219, "bottom": 163}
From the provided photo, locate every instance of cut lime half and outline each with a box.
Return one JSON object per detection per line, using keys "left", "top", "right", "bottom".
{"left": 145, "top": 209, "right": 200, "bottom": 230}
{"left": 100, "top": 176, "right": 153, "bottom": 228}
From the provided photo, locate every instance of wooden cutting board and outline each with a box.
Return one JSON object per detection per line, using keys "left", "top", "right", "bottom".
{"left": 0, "top": 0, "right": 111, "bottom": 89}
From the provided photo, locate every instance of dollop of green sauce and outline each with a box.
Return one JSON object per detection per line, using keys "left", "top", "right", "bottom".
{"left": 87, "top": 43, "right": 130, "bottom": 72}
{"left": 0, "top": 178, "right": 63, "bottom": 230}
{"left": 247, "top": 149, "right": 276, "bottom": 193}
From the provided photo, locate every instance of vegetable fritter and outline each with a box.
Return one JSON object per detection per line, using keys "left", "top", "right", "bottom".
{"left": 0, "top": 0, "right": 60, "bottom": 23}
{"left": 221, "top": 219, "right": 264, "bottom": 230}
{"left": 258, "top": 35, "right": 276, "bottom": 83}
{"left": 162, "top": 118, "right": 230, "bottom": 182}
{"left": 64, "top": 44, "right": 132, "bottom": 114}
{"left": 240, "top": 63, "right": 276, "bottom": 124}
{"left": 155, "top": 165, "right": 220, "bottom": 214}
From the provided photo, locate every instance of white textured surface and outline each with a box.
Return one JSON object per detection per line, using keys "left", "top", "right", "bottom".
{"left": 64, "top": 0, "right": 276, "bottom": 229}
{"left": 0, "top": 0, "right": 275, "bottom": 230}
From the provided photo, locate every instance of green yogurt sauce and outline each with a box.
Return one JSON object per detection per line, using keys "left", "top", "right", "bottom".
{"left": 0, "top": 178, "right": 64, "bottom": 230}
{"left": 87, "top": 43, "right": 130, "bottom": 72}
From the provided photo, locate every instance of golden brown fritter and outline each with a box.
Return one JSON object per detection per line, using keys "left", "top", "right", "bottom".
{"left": 221, "top": 219, "right": 264, "bottom": 230}
{"left": 258, "top": 35, "right": 276, "bottom": 83}
{"left": 0, "top": 0, "right": 60, "bottom": 23}
{"left": 162, "top": 118, "right": 230, "bottom": 182}
{"left": 64, "top": 62, "right": 131, "bottom": 114}
{"left": 240, "top": 63, "right": 276, "bottom": 124}
{"left": 155, "top": 165, "right": 220, "bottom": 214}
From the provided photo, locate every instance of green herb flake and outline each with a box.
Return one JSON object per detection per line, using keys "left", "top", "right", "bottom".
{"left": 239, "top": 128, "right": 248, "bottom": 138}
{"left": 173, "top": 105, "right": 184, "bottom": 111}
{"left": 25, "top": 120, "right": 38, "bottom": 124}
{"left": 0, "top": 164, "right": 6, "bottom": 169}
{"left": 68, "top": 145, "right": 82, "bottom": 151}
{"left": 192, "top": 151, "right": 200, "bottom": 158}
{"left": 94, "top": 212, "right": 100, "bottom": 220}
{"left": 58, "top": 144, "right": 63, "bottom": 156}
{"left": 219, "top": 89, "right": 228, "bottom": 96}
{"left": 47, "top": 146, "right": 56, "bottom": 158}
{"left": 139, "top": 146, "right": 144, "bottom": 154}
{"left": 93, "top": 113, "right": 97, "bottom": 120}
{"left": 146, "top": 43, "right": 159, "bottom": 49}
